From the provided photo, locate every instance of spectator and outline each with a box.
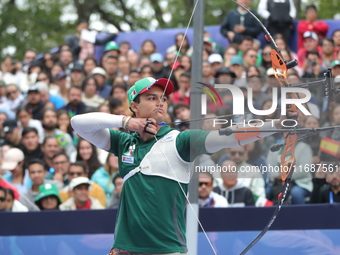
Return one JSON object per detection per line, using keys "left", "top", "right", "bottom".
{"left": 247, "top": 75, "right": 271, "bottom": 108}
{"left": 303, "top": 116, "right": 321, "bottom": 164}
{"left": 22, "top": 50, "right": 37, "bottom": 73}
{"left": 76, "top": 138, "right": 103, "bottom": 179}
{"left": 69, "top": 63, "right": 84, "bottom": 87}
{"left": 127, "top": 50, "right": 139, "bottom": 71}
{"left": 139, "top": 40, "right": 157, "bottom": 57}
{"left": 83, "top": 57, "right": 98, "bottom": 76}
{"left": 260, "top": 45, "right": 272, "bottom": 70}
{"left": 258, "top": 0, "right": 296, "bottom": 43}
{"left": 208, "top": 53, "right": 223, "bottom": 76}
{"left": 108, "top": 173, "right": 123, "bottom": 208}
{"left": 41, "top": 109, "right": 75, "bottom": 156}
{"left": 35, "top": 81, "right": 65, "bottom": 110}
{"left": 1, "top": 56, "right": 26, "bottom": 92}
{"left": 297, "top": 5, "right": 329, "bottom": 50}
{"left": 103, "top": 55, "right": 118, "bottom": 86}
{"left": 119, "top": 41, "right": 131, "bottom": 56}
{"left": 109, "top": 98, "right": 125, "bottom": 115}
{"left": 222, "top": 146, "right": 266, "bottom": 199}
{"left": 65, "top": 20, "right": 89, "bottom": 59}
{"left": 59, "top": 86, "right": 88, "bottom": 118}
{"left": 3, "top": 187, "right": 28, "bottom": 212}
{"left": 223, "top": 45, "right": 238, "bottom": 68}
{"left": 172, "top": 72, "right": 191, "bottom": 105}
{"left": 297, "top": 31, "right": 322, "bottom": 67}
{"left": 2, "top": 148, "right": 29, "bottom": 194}
{"left": 331, "top": 60, "right": 340, "bottom": 78}
{"left": 59, "top": 50, "right": 74, "bottom": 74}
{"left": 138, "top": 56, "right": 151, "bottom": 70}
{"left": 173, "top": 103, "right": 190, "bottom": 131}
{"left": 25, "top": 86, "right": 46, "bottom": 120}
{"left": 0, "top": 187, "right": 8, "bottom": 212}
{"left": 117, "top": 55, "right": 130, "bottom": 81}
{"left": 91, "top": 67, "right": 112, "bottom": 99}
{"left": 215, "top": 67, "right": 236, "bottom": 86}
{"left": 202, "top": 60, "right": 214, "bottom": 84}
{"left": 59, "top": 176, "right": 104, "bottom": 210}
{"left": 311, "top": 165, "right": 340, "bottom": 204}
{"left": 267, "top": 140, "right": 313, "bottom": 204}
{"left": 91, "top": 153, "right": 118, "bottom": 206}
{"left": 166, "top": 32, "right": 193, "bottom": 57}
{"left": 198, "top": 172, "right": 228, "bottom": 208}
{"left": 111, "top": 83, "right": 130, "bottom": 116}
{"left": 214, "top": 160, "right": 255, "bottom": 206}
{"left": 302, "top": 50, "right": 325, "bottom": 79}
{"left": 53, "top": 71, "right": 69, "bottom": 103}
{"left": 0, "top": 80, "right": 7, "bottom": 104}
{"left": 37, "top": 71, "right": 59, "bottom": 95}
{"left": 3, "top": 119, "right": 22, "bottom": 147}
{"left": 243, "top": 48, "right": 259, "bottom": 68}
{"left": 127, "top": 70, "right": 141, "bottom": 88}
{"left": 42, "top": 53, "right": 55, "bottom": 75}
{"left": 20, "top": 127, "right": 44, "bottom": 164}
{"left": 5, "top": 83, "right": 24, "bottom": 113}
{"left": 150, "top": 53, "right": 167, "bottom": 79}
{"left": 333, "top": 30, "right": 340, "bottom": 56}
{"left": 246, "top": 65, "right": 261, "bottom": 77}
{"left": 321, "top": 38, "right": 337, "bottom": 69}
{"left": 34, "top": 183, "right": 62, "bottom": 210}
{"left": 57, "top": 110, "right": 74, "bottom": 140}
{"left": 103, "top": 41, "right": 120, "bottom": 57}
{"left": 81, "top": 76, "right": 105, "bottom": 108}
{"left": 220, "top": 0, "right": 262, "bottom": 44}
{"left": 51, "top": 64, "right": 65, "bottom": 80}
{"left": 59, "top": 161, "right": 106, "bottom": 207}
{"left": 41, "top": 136, "right": 62, "bottom": 172}
{"left": 230, "top": 56, "right": 247, "bottom": 88}
{"left": 139, "top": 65, "right": 153, "bottom": 80}
{"left": 24, "top": 159, "right": 63, "bottom": 204}
{"left": 51, "top": 151, "right": 70, "bottom": 186}
{"left": 180, "top": 55, "right": 192, "bottom": 72}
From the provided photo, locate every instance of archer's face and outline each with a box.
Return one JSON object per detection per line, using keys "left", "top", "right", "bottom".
{"left": 131, "top": 86, "right": 168, "bottom": 123}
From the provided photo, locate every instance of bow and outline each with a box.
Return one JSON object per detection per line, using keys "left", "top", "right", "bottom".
{"left": 226, "top": 1, "right": 340, "bottom": 254}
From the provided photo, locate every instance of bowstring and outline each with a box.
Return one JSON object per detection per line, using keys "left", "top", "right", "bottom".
{"left": 154, "top": 0, "right": 218, "bottom": 253}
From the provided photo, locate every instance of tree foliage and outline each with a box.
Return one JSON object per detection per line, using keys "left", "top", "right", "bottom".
{"left": 1, "top": 0, "right": 338, "bottom": 60}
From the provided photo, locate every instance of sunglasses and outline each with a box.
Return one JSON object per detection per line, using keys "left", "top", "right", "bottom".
{"left": 69, "top": 172, "right": 82, "bottom": 176}
{"left": 262, "top": 53, "right": 271, "bottom": 56}
{"left": 199, "top": 182, "right": 212, "bottom": 187}
{"left": 0, "top": 197, "right": 5, "bottom": 202}
{"left": 230, "top": 151, "right": 245, "bottom": 156}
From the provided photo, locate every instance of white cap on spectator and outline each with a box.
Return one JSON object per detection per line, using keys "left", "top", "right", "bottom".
{"left": 208, "top": 53, "right": 223, "bottom": 64}
{"left": 303, "top": 31, "right": 318, "bottom": 41}
{"left": 35, "top": 81, "right": 49, "bottom": 92}
{"left": 335, "top": 75, "right": 340, "bottom": 84}
{"left": 2, "top": 148, "right": 24, "bottom": 170}
{"left": 91, "top": 67, "right": 107, "bottom": 77}
{"left": 266, "top": 67, "right": 275, "bottom": 77}
{"left": 70, "top": 177, "right": 91, "bottom": 190}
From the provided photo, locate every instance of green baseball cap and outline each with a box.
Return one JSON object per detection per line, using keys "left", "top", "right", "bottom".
{"left": 35, "top": 183, "right": 62, "bottom": 204}
{"left": 331, "top": 60, "right": 340, "bottom": 68}
{"left": 104, "top": 41, "right": 120, "bottom": 52}
{"left": 128, "top": 77, "right": 174, "bottom": 104}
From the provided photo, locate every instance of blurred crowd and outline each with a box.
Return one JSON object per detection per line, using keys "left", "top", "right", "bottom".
{"left": 1, "top": 2, "right": 340, "bottom": 213}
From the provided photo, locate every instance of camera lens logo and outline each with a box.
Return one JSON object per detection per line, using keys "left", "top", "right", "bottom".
{"left": 197, "top": 82, "right": 223, "bottom": 115}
